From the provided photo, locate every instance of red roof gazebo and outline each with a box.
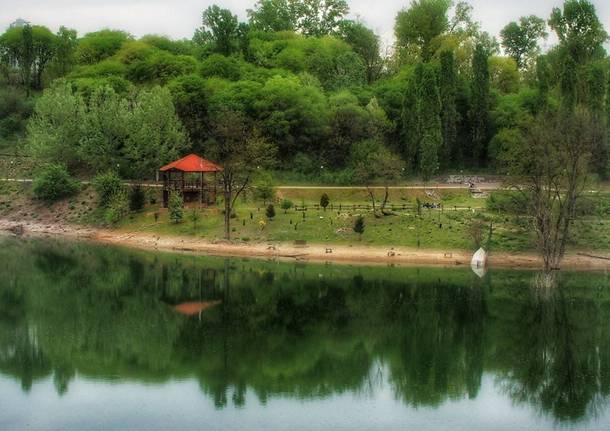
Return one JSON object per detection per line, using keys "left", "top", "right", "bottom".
{"left": 159, "top": 154, "right": 222, "bottom": 207}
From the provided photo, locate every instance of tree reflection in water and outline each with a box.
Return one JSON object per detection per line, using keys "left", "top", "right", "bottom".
{"left": 0, "top": 236, "right": 609, "bottom": 424}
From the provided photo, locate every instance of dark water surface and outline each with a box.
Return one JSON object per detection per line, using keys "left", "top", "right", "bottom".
{"left": 1, "top": 236, "right": 610, "bottom": 430}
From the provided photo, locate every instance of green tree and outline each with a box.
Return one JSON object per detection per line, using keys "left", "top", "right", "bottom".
{"left": 254, "top": 172, "right": 276, "bottom": 204}
{"left": 27, "top": 81, "right": 85, "bottom": 167}
{"left": 28, "top": 83, "right": 186, "bottom": 178}
{"left": 439, "top": 50, "right": 458, "bottom": 165}
{"left": 418, "top": 64, "right": 442, "bottom": 181}
{"left": 549, "top": 0, "right": 608, "bottom": 65}
{"left": 0, "top": 24, "right": 57, "bottom": 90}
{"left": 394, "top": 0, "right": 451, "bottom": 61}
{"left": 535, "top": 55, "right": 551, "bottom": 109}
{"left": 320, "top": 193, "right": 330, "bottom": 210}
{"left": 353, "top": 215, "right": 365, "bottom": 239}
{"left": 168, "top": 192, "right": 184, "bottom": 224}
{"left": 500, "top": 109, "right": 600, "bottom": 273}
{"left": 129, "top": 185, "right": 146, "bottom": 212}
{"left": 188, "top": 208, "right": 201, "bottom": 229}
{"left": 195, "top": 5, "right": 239, "bottom": 56}
{"left": 248, "top": 0, "right": 299, "bottom": 32}
{"left": 254, "top": 75, "right": 328, "bottom": 161}
{"left": 469, "top": 43, "right": 490, "bottom": 165}
{"left": 122, "top": 86, "right": 188, "bottom": 180}
{"left": 75, "top": 30, "right": 131, "bottom": 64}
{"left": 248, "top": 0, "right": 348, "bottom": 36}
{"left": 266, "top": 204, "right": 276, "bottom": 219}
{"left": 51, "top": 26, "right": 78, "bottom": 77}
{"left": 338, "top": 20, "right": 382, "bottom": 84}
{"left": 92, "top": 170, "right": 124, "bottom": 208}
{"left": 327, "top": 90, "right": 369, "bottom": 167}
{"left": 32, "top": 163, "right": 79, "bottom": 201}
{"left": 209, "top": 109, "right": 276, "bottom": 240}
{"left": 297, "top": 0, "right": 349, "bottom": 36}
{"left": 281, "top": 198, "right": 294, "bottom": 213}
{"left": 401, "top": 66, "right": 422, "bottom": 168}
{"left": 168, "top": 74, "right": 209, "bottom": 152}
{"left": 585, "top": 63, "right": 608, "bottom": 176}
{"left": 500, "top": 16, "right": 547, "bottom": 69}
{"left": 352, "top": 140, "right": 404, "bottom": 216}
{"left": 104, "top": 187, "right": 129, "bottom": 224}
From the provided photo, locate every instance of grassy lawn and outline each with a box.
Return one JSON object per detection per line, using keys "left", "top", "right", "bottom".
{"left": 2, "top": 179, "right": 610, "bottom": 253}
{"left": 118, "top": 202, "right": 610, "bottom": 252}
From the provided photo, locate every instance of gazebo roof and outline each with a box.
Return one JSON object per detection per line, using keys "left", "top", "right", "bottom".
{"left": 159, "top": 154, "right": 223, "bottom": 173}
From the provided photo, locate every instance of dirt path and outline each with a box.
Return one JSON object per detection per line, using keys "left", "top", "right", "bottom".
{"left": 0, "top": 177, "right": 502, "bottom": 191}
{"left": 1, "top": 219, "right": 609, "bottom": 270}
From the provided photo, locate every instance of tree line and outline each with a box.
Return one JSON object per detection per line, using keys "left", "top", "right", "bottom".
{"left": 0, "top": 0, "right": 607, "bottom": 182}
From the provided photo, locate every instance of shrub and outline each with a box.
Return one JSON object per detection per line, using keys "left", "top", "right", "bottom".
{"left": 188, "top": 208, "right": 201, "bottom": 229}
{"left": 92, "top": 171, "right": 123, "bottom": 207}
{"left": 266, "top": 204, "right": 276, "bottom": 219}
{"left": 32, "top": 164, "right": 79, "bottom": 202}
{"left": 354, "top": 215, "right": 365, "bottom": 239}
{"left": 320, "top": 193, "right": 330, "bottom": 210}
{"left": 487, "top": 191, "right": 527, "bottom": 214}
{"left": 129, "top": 185, "right": 146, "bottom": 211}
{"left": 169, "top": 192, "right": 184, "bottom": 223}
{"left": 281, "top": 199, "right": 293, "bottom": 213}
{"left": 254, "top": 173, "right": 276, "bottom": 204}
{"left": 104, "top": 188, "right": 129, "bottom": 225}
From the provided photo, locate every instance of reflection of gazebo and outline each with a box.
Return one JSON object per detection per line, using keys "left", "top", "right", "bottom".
{"left": 159, "top": 154, "right": 223, "bottom": 208}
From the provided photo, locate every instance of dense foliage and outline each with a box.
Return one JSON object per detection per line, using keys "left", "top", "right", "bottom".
{"left": 32, "top": 163, "right": 79, "bottom": 201}
{"left": 0, "top": 0, "right": 609, "bottom": 181}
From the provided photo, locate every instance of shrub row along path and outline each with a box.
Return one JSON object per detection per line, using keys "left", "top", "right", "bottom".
{"left": 1, "top": 218, "right": 610, "bottom": 270}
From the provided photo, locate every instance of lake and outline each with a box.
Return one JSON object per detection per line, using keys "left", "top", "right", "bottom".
{"left": 1, "top": 236, "right": 610, "bottom": 430}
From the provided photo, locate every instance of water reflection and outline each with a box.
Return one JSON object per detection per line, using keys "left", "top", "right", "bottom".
{"left": 0, "top": 237, "right": 610, "bottom": 425}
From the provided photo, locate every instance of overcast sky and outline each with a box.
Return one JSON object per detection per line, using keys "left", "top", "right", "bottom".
{"left": 1, "top": 0, "right": 609, "bottom": 48}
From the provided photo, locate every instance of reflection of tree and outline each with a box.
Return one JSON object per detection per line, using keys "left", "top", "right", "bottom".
{"left": 494, "top": 277, "right": 610, "bottom": 422}
{"left": 1, "top": 236, "right": 610, "bottom": 424}
{"left": 384, "top": 282, "right": 487, "bottom": 407}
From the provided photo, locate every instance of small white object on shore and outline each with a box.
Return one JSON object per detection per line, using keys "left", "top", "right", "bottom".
{"left": 471, "top": 247, "right": 488, "bottom": 278}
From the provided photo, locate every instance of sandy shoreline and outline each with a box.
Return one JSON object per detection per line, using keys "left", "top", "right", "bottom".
{"left": 1, "top": 218, "right": 610, "bottom": 270}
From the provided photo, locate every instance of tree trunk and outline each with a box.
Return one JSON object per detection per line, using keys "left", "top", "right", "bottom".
{"left": 367, "top": 187, "right": 379, "bottom": 218}
{"left": 224, "top": 183, "right": 231, "bottom": 241}
{"left": 381, "top": 186, "right": 390, "bottom": 215}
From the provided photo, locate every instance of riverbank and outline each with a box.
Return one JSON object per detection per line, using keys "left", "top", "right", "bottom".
{"left": 2, "top": 218, "right": 610, "bottom": 270}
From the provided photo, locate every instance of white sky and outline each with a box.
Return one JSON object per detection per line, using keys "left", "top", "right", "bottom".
{"left": 0, "top": 0, "right": 609, "bottom": 49}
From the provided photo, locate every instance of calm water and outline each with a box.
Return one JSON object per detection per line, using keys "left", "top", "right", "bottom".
{"left": 1, "top": 236, "right": 610, "bottom": 430}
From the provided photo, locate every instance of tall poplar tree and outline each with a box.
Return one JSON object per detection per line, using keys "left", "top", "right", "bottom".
{"left": 401, "top": 65, "right": 423, "bottom": 169}
{"left": 469, "top": 43, "right": 490, "bottom": 165}
{"left": 586, "top": 63, "right": 608, "bottom": 176}
{"left": 439, "top": 50, "right": 458, "bottom": 166}
{"left": 535, "top": 55, "right": 550, "bottom": 110}
{"left": 418, "top": 64, "right": 442, "bottom": 181}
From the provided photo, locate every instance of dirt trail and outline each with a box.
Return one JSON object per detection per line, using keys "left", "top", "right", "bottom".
{"left": 1, "top": 218, "right": 609, "bottom": 270}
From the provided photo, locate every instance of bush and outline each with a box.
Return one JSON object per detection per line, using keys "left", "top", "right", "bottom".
{"left": 169, "top": 192, "right": 184, "bottom": 223}
{"left": 104, "top": 188, "right": 129, "bottom": 225}
{"left": 266, "top": 204, "right": 276, "bottom": 219}
{"left": 486, "top": 191, "right": 528, "bottom": 214}
{"left": 281, "top": 199, "right": 293, "bottom": 213}
{"left": 293, "top": 152, "right": 317, "bottom": 175}
{"left": 254, "top": 173, "right": 276, "bottom": 204}
{"left": 92, "top": 171, "right": 123, "bottom": 207}
{"left": 129, "top": 185, "right": 146, "bottom": 211}
{"left": 32, "top": 164, "right": 79, "bottom": 202}
{"left": 320, "top": 193, "right": 330, "bottom": 210}
{"left": 354, "top": 215, "right": 365, "bottom": 239}
{"left": 188, "top": 208, "right": 201, "bottom": 229}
